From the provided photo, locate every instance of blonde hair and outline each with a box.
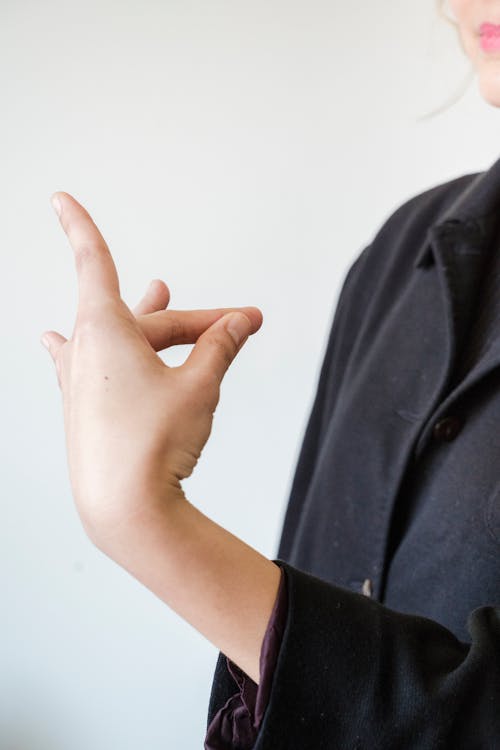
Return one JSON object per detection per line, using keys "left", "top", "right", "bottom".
{"left": 437, "top": 0, "right": 457, "bottom": 28}
{"left": 417, "top": 0, "right": 475, "bottom": 121}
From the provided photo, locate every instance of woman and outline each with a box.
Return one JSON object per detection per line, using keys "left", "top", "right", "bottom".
{"left": 41, "top": 1, "right": 500, "bottom": 747}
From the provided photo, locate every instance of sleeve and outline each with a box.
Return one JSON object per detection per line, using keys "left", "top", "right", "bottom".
{"left": 277, "top": 245, "right": 372, "bottom": 561}
{"left": 204, "top": 564, "right": 288, "bottom": 750}
{"left": 205, "top": 241, "right": 500, "bottom": 748}
{"left": 207, "top": 560, "right": 500, "bottom": 749}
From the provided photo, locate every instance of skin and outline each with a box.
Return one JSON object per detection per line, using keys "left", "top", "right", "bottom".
{"left": 449, "top": 0, "right": 500, "bottom": 107}
{"left": 42, "top": 192, "right": 281, "bottom": 685}
{"left": 42, "top": 1, "right": 495, "bottom": 704}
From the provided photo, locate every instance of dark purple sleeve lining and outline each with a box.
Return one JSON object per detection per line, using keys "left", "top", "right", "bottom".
{"left": 204, "top": 563, "right": 288, "bottom": 749}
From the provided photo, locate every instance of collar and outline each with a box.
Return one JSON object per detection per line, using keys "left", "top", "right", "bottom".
{"left": 414, "top": 152, "right": 500, "bottom": 269}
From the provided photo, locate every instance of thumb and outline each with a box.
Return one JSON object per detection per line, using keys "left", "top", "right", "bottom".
{"left": 183, "top": 312, "right": 252, "bottom": 384}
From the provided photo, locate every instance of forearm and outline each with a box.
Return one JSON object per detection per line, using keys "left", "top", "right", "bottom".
{"left": 88, "top": 489, "right": 281, "bottom": 685}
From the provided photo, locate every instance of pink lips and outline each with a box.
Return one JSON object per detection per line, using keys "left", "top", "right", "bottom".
{"left": 480, "top": 22, "right": 500, "bottom": 52}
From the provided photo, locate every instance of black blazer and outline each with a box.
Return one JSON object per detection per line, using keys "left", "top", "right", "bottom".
{"left": 207, "top": 155, "right": 500, "bottom": 748}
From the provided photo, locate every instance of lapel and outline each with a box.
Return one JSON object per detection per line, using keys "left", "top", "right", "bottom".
{"left": 411, "top": 153, "right": 500, "bottom": 460}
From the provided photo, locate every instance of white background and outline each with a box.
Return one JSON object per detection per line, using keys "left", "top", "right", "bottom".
{"left": 1, "top": 1, "right": 499, "bottom": 747}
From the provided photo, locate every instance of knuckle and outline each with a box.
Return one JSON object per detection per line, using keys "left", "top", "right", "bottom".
{"left": 182, "top": 365, "right": 219, "bottom": 408}
{"left": 75, "top": 297, "right": 118, "bottom": 329}
{"left": 74, "top": 241, "right": 97, "bottom": 271}
{"left": 167, "top": 315, "right": 184, "bottom": 344}
{"left": 74, "top": 312, "right": 101, "bottom": 339}
{"left": 206, "top": 333, "right": 233, "bottom": 369}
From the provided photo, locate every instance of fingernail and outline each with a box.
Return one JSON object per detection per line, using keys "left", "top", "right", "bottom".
{"left": 41, "top": 334, "right": 50, "bottom": 350}
{"left": 51, "top": 195, "right": 62, "bottom": 217}
{"left": 226, "top": 313, "right": 251, "bottom": 346}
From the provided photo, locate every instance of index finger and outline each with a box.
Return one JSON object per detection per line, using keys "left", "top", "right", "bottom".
{"left": 51, "top": 191, "right": 121, "bottom": 309}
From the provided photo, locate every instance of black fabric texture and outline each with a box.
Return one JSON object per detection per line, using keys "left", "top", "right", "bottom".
{"left": 206, "top": 153, "right": 500, "bottom": 748}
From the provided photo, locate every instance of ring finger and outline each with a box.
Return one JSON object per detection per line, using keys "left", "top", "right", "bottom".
{"left": 132, "top": 279, "right": 171, "bottom": 317}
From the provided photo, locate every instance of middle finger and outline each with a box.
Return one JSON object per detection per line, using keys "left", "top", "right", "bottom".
{"left": 138, "top": 306, "right": 263, "bottom": 352}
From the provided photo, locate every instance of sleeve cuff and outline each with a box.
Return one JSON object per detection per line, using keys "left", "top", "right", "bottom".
{"left": 204, "top": 562, "right": 288, "bottom": 749}
{"left": 227, "top": 560, "right": 500, "bottom": 749}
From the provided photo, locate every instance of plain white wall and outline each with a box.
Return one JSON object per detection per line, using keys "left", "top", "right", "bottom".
{"left": 2, "top": 1, "right": 500, "bottom": 747}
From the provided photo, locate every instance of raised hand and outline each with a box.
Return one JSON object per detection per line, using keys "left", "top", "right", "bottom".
{"left": 42, "top": 191, "right": 263, "bottom": 542}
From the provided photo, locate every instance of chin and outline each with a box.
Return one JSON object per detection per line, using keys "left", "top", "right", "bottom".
{"left": 477, "top": 71, "right": 500, "bottom": 108}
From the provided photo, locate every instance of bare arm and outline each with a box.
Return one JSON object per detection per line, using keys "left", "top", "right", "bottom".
{"left": 42, "top": 191, "right": 280, "bottom": 685}
{"left": 93, "top": 490, "right": 281, "bottom": 684}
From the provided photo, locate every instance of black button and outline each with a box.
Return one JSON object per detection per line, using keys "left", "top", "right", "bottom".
{"left": 432, "top": 415, "right": 463, "bottom": 441}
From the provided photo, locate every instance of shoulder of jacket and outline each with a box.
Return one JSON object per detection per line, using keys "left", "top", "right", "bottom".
{"left": 352, "top": 170, "right": 483, "bottom": 276}
{"left": 377, "top": 171, "right": 480, "bottom": 233}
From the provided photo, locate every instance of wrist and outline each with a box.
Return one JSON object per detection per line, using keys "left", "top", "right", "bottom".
{"left": 87, "top": 485, "right": 280, "bottom": 684}
{"left": 83, "top": 478, "right": 186, "bottom": 552}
